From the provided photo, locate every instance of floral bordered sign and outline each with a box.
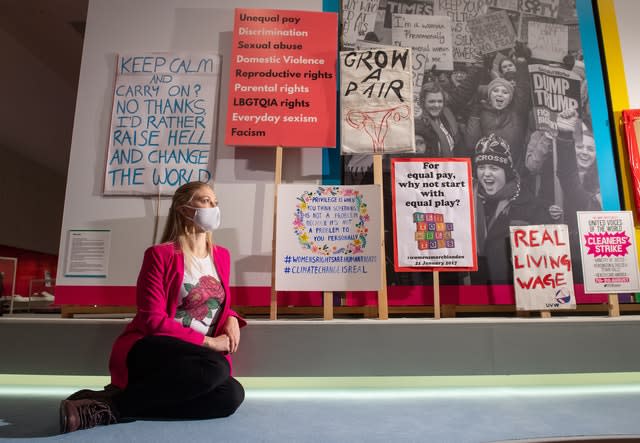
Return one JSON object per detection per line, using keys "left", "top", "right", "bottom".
{"left": 293, "top": 186, "right": 370, "bottom": 255}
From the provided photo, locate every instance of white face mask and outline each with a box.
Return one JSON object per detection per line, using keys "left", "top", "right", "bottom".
{"left": 185, "top": 206, "right": 221, "bottom": 231}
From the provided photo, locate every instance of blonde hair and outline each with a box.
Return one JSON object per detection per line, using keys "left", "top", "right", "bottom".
{"left": 160, "top": 181, "right": 214, "bottom": 272}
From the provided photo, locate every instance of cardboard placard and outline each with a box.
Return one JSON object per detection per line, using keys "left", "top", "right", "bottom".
{"left": 486, "top": 0, "right": 560, "bottom": 19}
{"left": 342, "top": 0, "right": 381, "bottom": 49}
{"left": 433, "top": 0, "right": 487, "bottom": 63}
{"left": 391, "top": 13, "right": 453, "bottom": 71}
{"left": 467, "top": 10, "right": 517, "bottom": 55}
{"left": 528, "top": 21, "right": 568, "bottom": 63}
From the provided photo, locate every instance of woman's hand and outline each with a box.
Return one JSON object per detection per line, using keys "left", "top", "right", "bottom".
{"left": 556, "top": 108, "right": 578, "bottom": 134}
{"left": 222, "top": 316, "right": 241, "bottom": 353}
{"left": 203, "top": 334, "right": 230, "bottom": 353}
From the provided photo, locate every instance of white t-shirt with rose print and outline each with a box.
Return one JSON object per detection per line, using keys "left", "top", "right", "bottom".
{"left": 174, "top": 255, "right": 226, "bottom": 336}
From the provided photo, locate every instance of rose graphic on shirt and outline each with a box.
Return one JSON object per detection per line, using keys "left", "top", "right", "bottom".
{"left": 175, "top": 275, "right": 224, "bottom": 328}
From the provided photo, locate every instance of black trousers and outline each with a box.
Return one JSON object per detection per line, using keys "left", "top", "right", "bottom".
{"left": 114, "top": 335, "right": 244, "bottom": 420}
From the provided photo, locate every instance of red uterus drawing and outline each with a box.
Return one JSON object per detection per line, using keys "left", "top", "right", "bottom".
{"left": 345, "top": 105, "right": 411, "bottom": 153}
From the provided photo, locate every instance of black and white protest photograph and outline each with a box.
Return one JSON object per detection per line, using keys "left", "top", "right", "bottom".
{"left": 341, "top": 0, "right": 597, "bottom": 287}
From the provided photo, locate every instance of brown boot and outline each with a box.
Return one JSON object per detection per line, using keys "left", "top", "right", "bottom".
{"left": 59, "top": 399, "right": 118, "bottom": 433}
{"left": 66, "top": 384, "right": 121, "bottom": 402}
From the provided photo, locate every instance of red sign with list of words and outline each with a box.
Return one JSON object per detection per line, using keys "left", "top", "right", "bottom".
{"left": 225, "top": 8, "right": 338, "bottom": 148}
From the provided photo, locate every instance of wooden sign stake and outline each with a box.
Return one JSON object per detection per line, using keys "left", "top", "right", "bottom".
{"left": 324, "top": 291, "right": 334, "bottom": 320}
{"left": 433, "top": 270, "right": 441, "bottom": 319}
{"left": 373, "top": 154, "right": 389, "bottom": 320}
{"left": 270, "top": 146, "right": 283, "bottom": 320}
{"left": 608, "top": 293, "right": 620, "bottom": 317}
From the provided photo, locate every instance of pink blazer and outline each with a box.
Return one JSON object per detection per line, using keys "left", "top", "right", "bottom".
{"left": 108, "top": 242, "right": 246, "bottom": 388}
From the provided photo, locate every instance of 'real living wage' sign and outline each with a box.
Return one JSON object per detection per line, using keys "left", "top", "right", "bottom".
{"left": 510, "top": 224, "right": 575, "bottom": 310}
{"left": 105, "top": 53, "right": 220, "bottom": 195}
{"left": 225, "top": 8, "right": 337, "bottom": 148}
{"left": 275, "top": 185, "right": 381, "bottom": 291}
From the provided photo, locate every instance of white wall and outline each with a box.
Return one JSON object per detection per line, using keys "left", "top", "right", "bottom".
{"left": 57, "top": 0, "right": 325, "bottom": 288}
{"left": 614, "top": 1, "right": 640, "bottom": 107}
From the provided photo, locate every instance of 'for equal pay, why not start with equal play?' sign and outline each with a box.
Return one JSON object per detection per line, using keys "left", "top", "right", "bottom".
{"left": 392, "top": 158, "right": 477, "bottom": 271}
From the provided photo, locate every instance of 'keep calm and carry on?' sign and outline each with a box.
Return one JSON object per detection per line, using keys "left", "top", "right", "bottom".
{"left": 105, "top": 53, "right": 220, "bottom": 195}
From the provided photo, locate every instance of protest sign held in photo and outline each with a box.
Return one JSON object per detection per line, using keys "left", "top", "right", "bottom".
{"left": 486, "top": 0, "right": 560, "bottom": 19}
{"left": 391, "top": 13, "right": 453, "bottom": 71}
{"left": 340, "top": 47, "right": 415, "bottom": 154}
{"left": 529, "top": 64, "right": 581, "bottom": 133}
{"left": 433, "top": 0, "right": 487, "bottom": 63}
{"left": 467, "top": 10, "right": 516, "bottom": 55}
{"left": 342, "top": 0, "right": 381, "bottom": 49}
{"left": 528, "top": 21, "right": 568, "bottom": 63}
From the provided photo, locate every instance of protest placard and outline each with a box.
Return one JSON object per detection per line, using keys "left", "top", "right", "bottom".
{"left": 342, "top": 0, "right": 380, "bottom": 49}
{"left": 433, "top": 0, "right": 487, "bottom": 63}
{"left": 510, "top": 224, "right": 575, "bottom": 310}
{"left": 225, "top": 8, "right": 337, "bottom": 148}
{"left": 485, "top": 0, "right": 559, "bottom": 19}
{"left": 529, "top": 64, "right": 581, "bottom": 133}
{"left": 340, "top": 47, "right": 414, "bottom": 154}
{"left": 392, "top": 158, "right": 476, "bottom": 271}
{"left": 577, "top": 211, "right": 640, "bottom": 294}
{"left": 391, "top": 14, "right": 453, "bottom": 71}
{"left": 467, "top": 10, "right": 516, "bottom": 55}
{"left": 275, "top": 185, "right": 381, "bottom": 291}
{"left": 104, "top": 52, "right": 220, "bottom": 195}
{"left": 528, "top": 21, "right": 568, "bottom": 63}
{"left": 384, "top": 0, "right": 434, "bottom": 28}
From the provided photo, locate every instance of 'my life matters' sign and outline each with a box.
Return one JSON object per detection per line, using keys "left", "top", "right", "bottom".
{"left": 105, "top": 53, "right": 220, "bottom": 195}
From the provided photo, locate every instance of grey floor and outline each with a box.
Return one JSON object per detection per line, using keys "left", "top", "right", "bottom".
{"left": 2, "top": 384, "right": 640, "bottom": 442}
